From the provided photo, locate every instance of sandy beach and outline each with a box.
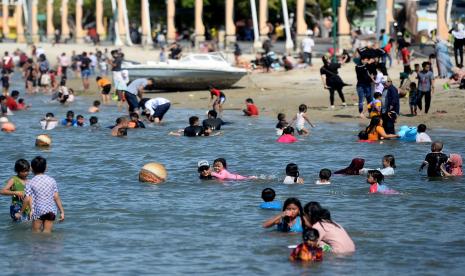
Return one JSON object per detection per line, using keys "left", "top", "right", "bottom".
{"left": 3, "top": 42, "right": 465, "bottom": 130}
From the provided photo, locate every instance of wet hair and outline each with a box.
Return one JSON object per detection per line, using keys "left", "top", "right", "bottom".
{"left": 383, "top": 155, "right": 396, "bottom": 168}
{"left": 89, "top": 116, "right": 98, "bottom": 125}
{"left": 282, "top": 197, "right": 303, "bottom": 217}
{"left": 302, "top": 228, "right": 319, "bottom": 242}
{"left": 213, "top": 158, "right": 227, "bottom": 169}
{"left": 298, "top": 104, "right": 307, "bottom": 113}
{"left": 31, "top": 156, "right": 47, "bottom": 174}
{"left": 282, "top": 126, "right": 294, "bottom": 135}
{"left": 303, "top": 201, "right": 339, "bottom": 229}
{"left": 417, "top": 124, "right": 427, "bottom": 133}
{"left": 285, "top": 163, "right": 300, "bottom": 183}
{"left": 373, "top": 92, "right": 382, "bottom": 99}
{"left": 368, "top": 169, "right": 384, "bottom": 183}
{"left": 365, "top": 116, "right": 381, "bottom": 134}
{"left": 245, "top": 98, "right": 254, "bottom": 104}
{"left": 76, "top": 115, "right": 84, "bottom": 120}
{"left": 208, "top": 110, "right": 217, "bottom": 118}
{"left": 11, "top": 90, "right": 19, "bottom": 97}
{"left": 115, "top": 116, "right": 128, "bottom": 124}
{"left": 277, "top": 113, "right": 285, "bottom": 121}
{"left": 93, "top": 100, "right": 101, "bottom": 107}
{"left": 18, "top": 98, "right": 24, "bottom": 104}
{"left": 130, "top": 112, "right": 139, "bottom": 119}
{"left": 319, "top": 168, "right": 331, "bottom": 180}
{"left": 189, "top": 116, "right": 199, "bottom": 126}
{"left": 431, "top": 141, "right": 443, "bottom": 152}
{"left": 46, "top": 112, "right": 54, "bottom": 118}
{"left": 118, "top": 127, "right": 127, "bottom": 136}
{"left": 66, "top": 110, "right": 74, "bottom": 118}
{"left": 261, "top": 188, "right": 276, "bottom": 202}
{"left": 14, "top": 159, "right": 30, "bottom": 173}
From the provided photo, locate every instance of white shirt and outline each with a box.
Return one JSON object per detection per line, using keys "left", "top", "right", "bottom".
{"left": 89, "top": 55, "right": 98, "bottom": 67}
{"left": 416, "top": 132, "right": 432, "bottom": 143}
{"left": 36, "top": 47, "right": 45, "bottom": 57}
{"left": 59, "top": 55, "right": 70, "bottom": 67}
{"left": 145, "top": 97, "right": 170, "bottom": 115}
{"left": 301, "top": 37, "right": 315, "bottom": 53}
{"left": 452, "top": 29, "right": 465, "bottom": 40}
{"left": 375, "top": 72, "right": 385, "bottom": 93}
{"left": 360, "top": 167, "right": 395, "bottom": 176}
{"left": 283, "top": 176, "right": 302, "bottom": 184}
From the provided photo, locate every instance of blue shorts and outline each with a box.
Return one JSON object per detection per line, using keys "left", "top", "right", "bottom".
{"left": 9, "top": 204, "right": 28, "bottom": 221}
{"left": 81, "top": 69, "right": 91, "bottom": 78}
{"left": 153, "top": 102, "right": 171, "bottom": 120}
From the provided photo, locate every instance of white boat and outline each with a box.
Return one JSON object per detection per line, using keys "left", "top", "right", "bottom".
{"left": 122, "top": 53, "right": 247, "bottom": 91}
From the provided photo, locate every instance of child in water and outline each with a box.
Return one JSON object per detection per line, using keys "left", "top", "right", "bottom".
{"left": 289, "top": 104, "right": 315, "bottom": 136}
{"left": 277, "top": 126, "right": 298, "bottom": 143}
{"left": 128, "top": 112, "right": 145, "bottom": 128}
{"left": 289, "top": 228, "right": 323, "bottom": 262}
{"left": 367, "top": 170, "right": 398, "bottom": 194}
{"left": 76, "top": 115, "right": 85, "bottom": 127}
{"left": 276, "top": 113, "right": 288, "bottom": 135}
{"left": 16, "top": 156, "right": 65, "bottom": 232}
{"left": 211, "top": 158, "right": 253, "bottom": 180}
{"left": 360, "top": 155, "right": 396, "bottom": 176}
{"left": 315, "top": 168, "right": 331, "bottom": 185}
{"left": 259, "top": 188, "right": 282, "bottom": 210}
{"left": 243, "top": 98, "right": 259, "bottom": 116}
{"left": 283, "top": 163, "right": 304, "bottom": 184}
{"left": 88, "top": 100, "right": 101, "bottom": 113}
{"left": 262, "top": 197, "right": 304, "bottom": 233}
{"left": 197, "top": 160, "right": 212, "bottom": 180}
{"left": 419, "top": 141, "right": 448, "bottom": 177}
{"left": 0, "top": 159, "right": 30, "bottom": 221}
{"left": 61, "top": 110, "right": 77, "bottom": 127}
{"left": 416, "top": 124, "right": 432, "bottom": 143}
{"left": 40, "top": 112, "right": 58, "bottom": 130}
{"left": 440, "top": 154, "right": 463, "bottom": 176}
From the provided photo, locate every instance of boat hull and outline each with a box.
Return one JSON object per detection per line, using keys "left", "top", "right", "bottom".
{"left": 123, "top": 67, "right": 247, "bottom": 91}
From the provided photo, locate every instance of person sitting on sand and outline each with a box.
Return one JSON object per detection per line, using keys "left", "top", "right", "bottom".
{"left": 243, "top": 98, "right": 259, "bottom": 116}
{"left": 88, "top": 100, "right": 101, "bottom": 113}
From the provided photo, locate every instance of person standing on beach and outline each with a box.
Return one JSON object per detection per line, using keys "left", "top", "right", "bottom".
{"left": 355, "top": 55, "right": 373, "bottom": 118}
{"left": 301, "top": 30, "right": 315, "bottom": 66}
{"left": 417, "top": 62, "right": 435, "bottom": 114}
{"left": 109, "top": 50, "right": 123, "bottom": 92}
{"left": 320, "top": 55, "right": 347, "bottom": 109}
{"left": 449, "top": 23, "right": 465, "bottom": 68}
{"left": 79, "top": 52, "right": 92, "bottom": 91}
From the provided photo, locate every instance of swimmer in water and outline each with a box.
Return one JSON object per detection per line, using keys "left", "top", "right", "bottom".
{"left": 89, "top": 116, "right": 99, "bottom": 129}
{"left": 262, "top": 197, "right": 304, "bottom": 233}
{"left": 211, "top": 158, "right": 253, "bottom": 180}
{"left": 259, "top": 188, "right": 282, "bottom": 210}
{"left": 289, "top": 228, "right": 323, "bottom": 262}
{"left": 315, "top": 168, "right": 331, "bottom": 185}
{"left": 277, "top": 126, "right": 298, "bottom": 143}
{"left": 0, "top": 159, "right": 31, "bottom": 221}
{"left": 170, "top": 116, "right": 218, "bottom": 137}
{"left": 88, "top": 100, "right": 101, "bottom": 113}
{"left": 61, "top": 110, "right": 77, "bottom": 127}
{"left": 197, "top": 160, "right": 212, "bottom": 180}
{"left": 40, "top": 112, "right": 58, "bottom": 130}
{"left": 111, "top": 117, "right": 129, "bottom": 137}
{"left": 283, "top": 163, "right": 304, "bottom": 184}
{"left": 367, "top": 170, "right": 398, "bottom": 194}
{"left": 360, "top": 155, "right": 396, "bottom": 176}
{"left": 419, "top": 141, "right": 448, "bottom": 177}
{"left": 276, "top": 113, "right": 288, "bottom": 136}
{"left": 129, "top": 112, "right": 145, "bottom": 128}
{"left": 76, "top": 115, "right": 85, "bottom": 127}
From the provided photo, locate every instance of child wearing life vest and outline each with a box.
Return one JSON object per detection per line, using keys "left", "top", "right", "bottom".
{"left": 289, "top": 228, "right": 323, "bottom": 262}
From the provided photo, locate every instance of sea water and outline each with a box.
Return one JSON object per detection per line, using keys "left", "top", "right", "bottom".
{"left": 0, "top": 77, "right": 465, "bottom": 275}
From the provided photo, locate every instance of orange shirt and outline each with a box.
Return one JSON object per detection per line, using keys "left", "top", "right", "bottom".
{"left": 97, "top": 78, "right": 111, "bottom": 88}
{"left": 367, "top": 126, "right": 385, "bottom": 141}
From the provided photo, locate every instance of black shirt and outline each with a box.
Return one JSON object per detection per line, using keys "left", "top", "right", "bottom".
{"left": 355, "top": 64, "right": 372, "bottom": 86}
{"left": 184, "top": 125, "right": 205, "bottom": 137}
{"left": 425, "top": 153, "right": 448, "bottom": 177}
{"left": 112, "top": 56, "right": 123, "bottom": 72}
{"left": 202, "top": 118, "right": 223, "bottom": 131}
{"left": 80, "top": 57, "right": 91, "bottom": 70}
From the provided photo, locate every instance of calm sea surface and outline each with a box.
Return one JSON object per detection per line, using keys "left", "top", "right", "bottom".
{"left": 0, "top": 74, "right": 465, "bottom": 275}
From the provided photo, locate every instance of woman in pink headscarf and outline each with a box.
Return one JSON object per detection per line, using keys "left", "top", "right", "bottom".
{"left": 441, "top": 154, "right": 463, "bottom": 176}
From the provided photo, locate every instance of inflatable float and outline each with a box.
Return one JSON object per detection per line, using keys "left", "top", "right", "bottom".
{"left": 139, "top": 163, "right": 167, "bottom": 184}
{"left": 397, "top": 125, "right": 417, "bottom": 142}
{"left": 35, "top": 134, "right": 52, "bottom": 147}
{"left": 1, "top": 122, "right": 16, "bottom": 132}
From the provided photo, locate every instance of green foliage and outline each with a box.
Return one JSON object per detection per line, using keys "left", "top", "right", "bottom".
{"left": 347, "top": 0, "right": 376, "bottom": 24}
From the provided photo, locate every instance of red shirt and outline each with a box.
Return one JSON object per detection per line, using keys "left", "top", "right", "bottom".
{"left": 384, "top": 43, "right": 392, "bottom": 53}
{"left": 246, "top": 103, "right": 259, "bottom": 116}
{"left": 210, "top": 88, "right": 221, "bottom": 97}
{"left": 6, "top": 96, "right": 18, "bottom": 110}
{"left": 401, "top": 48, "right": 410, "bottom": 65}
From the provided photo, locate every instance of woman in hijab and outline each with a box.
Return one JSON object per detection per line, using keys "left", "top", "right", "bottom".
{"left": 334, "top": 158, "right": 365, "bottom": 175}
{"left": 441, "top": 154, "right": 463, "bottom": 176}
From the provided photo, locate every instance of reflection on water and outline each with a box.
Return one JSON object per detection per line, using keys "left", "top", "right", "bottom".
{"left": 0, "top": 75, "right": 465, "bottom": 274}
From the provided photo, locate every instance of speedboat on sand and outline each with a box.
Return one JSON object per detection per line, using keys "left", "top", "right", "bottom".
{"left": 122, "top": 53, "right": 247, "bottom": 91}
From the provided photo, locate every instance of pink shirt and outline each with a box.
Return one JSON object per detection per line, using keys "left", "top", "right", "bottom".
{"left": 277, "top": 134, "right": 298, "bottom": 143}
{"left": 211, "top": 169, "right": 247, "bottom": 180}
{"left": 312, "top": 221, "right": 355, "bottom": 254}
